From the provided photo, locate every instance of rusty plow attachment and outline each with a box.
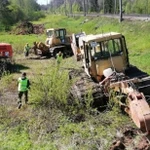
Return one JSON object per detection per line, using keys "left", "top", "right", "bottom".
{"left": 109, "top": 79, "right": 150, "bottom": 134}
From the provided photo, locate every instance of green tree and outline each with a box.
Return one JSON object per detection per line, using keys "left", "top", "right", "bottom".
{"left": 11, "top": 0, "right": 41, "bottom": 20}
{"left": 0, "top": 0, "right": 44, "bottom": 31}
{"left": 0, "top": 0, "right": 12, "bottom": 30}
{"left": 7, "top": 4, "right": 25, "bottom": 22}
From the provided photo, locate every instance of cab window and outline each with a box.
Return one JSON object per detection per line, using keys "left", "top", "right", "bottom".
{"left": 46, "top": 30, "right": 53, "bottom": 37}
{"left": 90, "top": 38, "right": 122, "bottom": 60}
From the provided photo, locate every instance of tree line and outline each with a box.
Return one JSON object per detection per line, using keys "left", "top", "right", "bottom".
{"left": 48, "top": 0, "right": 150, "bottom": 15}
{"left": 1, "top": 0, "right": 150, "bottom": 31}
{"left": 0, "top": 0, "right": 44, "bottom": 31}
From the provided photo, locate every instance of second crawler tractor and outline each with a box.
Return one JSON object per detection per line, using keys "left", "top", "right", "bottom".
{"left": 69, "top": 32, "right": 150, "bottom": 134}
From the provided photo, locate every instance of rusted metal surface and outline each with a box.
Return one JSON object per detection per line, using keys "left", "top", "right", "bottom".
{"left": 128, "top": 92, "right": 150, "bottom": 134}
{"left": 107, "top": 73, "right": 150, "bottom": 134}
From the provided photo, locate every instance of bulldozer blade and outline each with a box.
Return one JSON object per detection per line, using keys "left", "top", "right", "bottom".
{"left": 128, "top": 92, "right": 150, "bottom": 134}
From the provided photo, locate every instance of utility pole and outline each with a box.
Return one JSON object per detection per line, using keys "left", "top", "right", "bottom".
{"left": 83, "top": 0, "right": 86, "bottom": 16}
{"left": 103, "top": 0, "right": 105, "bottom": 14}
{"left": 69, "top": 0, "right": 73, "bottom": 17}
{"left": 119, "top": 0, "right": 123, "bottom": 22}
{"left": 114, "top": 0, "right": 116, "bottom": 14}
{"left": 86, "top": 0, "right": 88, "bottom": 14}
{"left": 147, "top": 0, "right": 149, "bottom": 14}
{"left": 64, "top": 0, "right": 67, "bottom": 16}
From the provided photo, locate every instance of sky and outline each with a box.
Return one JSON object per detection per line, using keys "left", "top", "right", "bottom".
{"left": 36, "top": 0, "right": 50, "bottom": 5}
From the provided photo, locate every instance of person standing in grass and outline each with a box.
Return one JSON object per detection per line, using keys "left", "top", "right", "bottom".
{"left": 24, "top": 43, "right": 30, "bottom": 57}
{"left": 56, "top": 51, "right": 63, "bottom": 64}
{"left": 17, "top": 72, "right": 30, "bottom": 109}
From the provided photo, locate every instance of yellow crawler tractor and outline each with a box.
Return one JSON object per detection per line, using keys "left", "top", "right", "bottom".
{"left": 69, "top": 32, "right": 150, "bottom": 134}
{"left": 33, "top": 28, "right": 73, "bottom": 58}
{"left": 45, "top": 28, "right": 73, "bottom": 57}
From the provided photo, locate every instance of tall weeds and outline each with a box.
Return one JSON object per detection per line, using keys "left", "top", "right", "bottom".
{"left": 30, "top": 63, "right": 72, "bottom": 109}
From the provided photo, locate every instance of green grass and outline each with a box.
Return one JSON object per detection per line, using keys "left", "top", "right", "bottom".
{"left": 0, "top": 125, "right": 32, "bottom": 150}
{"left": 0, "top": 33, "right": 46, "bottom": 56}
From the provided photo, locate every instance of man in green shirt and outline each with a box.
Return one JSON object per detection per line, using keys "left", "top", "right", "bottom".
{"left": 24, "top": 43, "right": 30, "bottom": 57}
{"left": 56, "top": 51, "right": 63, "bottom": 64}
{"left": 17, "top": 72, "right": 30, "bottom": 109}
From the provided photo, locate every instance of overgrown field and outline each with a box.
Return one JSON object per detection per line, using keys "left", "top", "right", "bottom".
{"left": 0, "top": 15, "right": 150, "bottom": 150}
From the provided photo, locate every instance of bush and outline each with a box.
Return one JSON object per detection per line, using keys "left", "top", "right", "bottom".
{"left": 30, "top": 62, "right": 72, "bottom": 108}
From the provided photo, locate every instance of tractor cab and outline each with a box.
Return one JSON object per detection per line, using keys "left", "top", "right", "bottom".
{"left": 71, "top": 32, "right": 86, "bottom": 61}
{"left": 45, "top": 28, "right": 68, "bottom": 46}
{"left": 81, "top": 32, "right": 129, "bottom": 81}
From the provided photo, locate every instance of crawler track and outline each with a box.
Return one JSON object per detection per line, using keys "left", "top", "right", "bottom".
{"left": 69, "top": 69, "right": 107, "bottom": 109}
